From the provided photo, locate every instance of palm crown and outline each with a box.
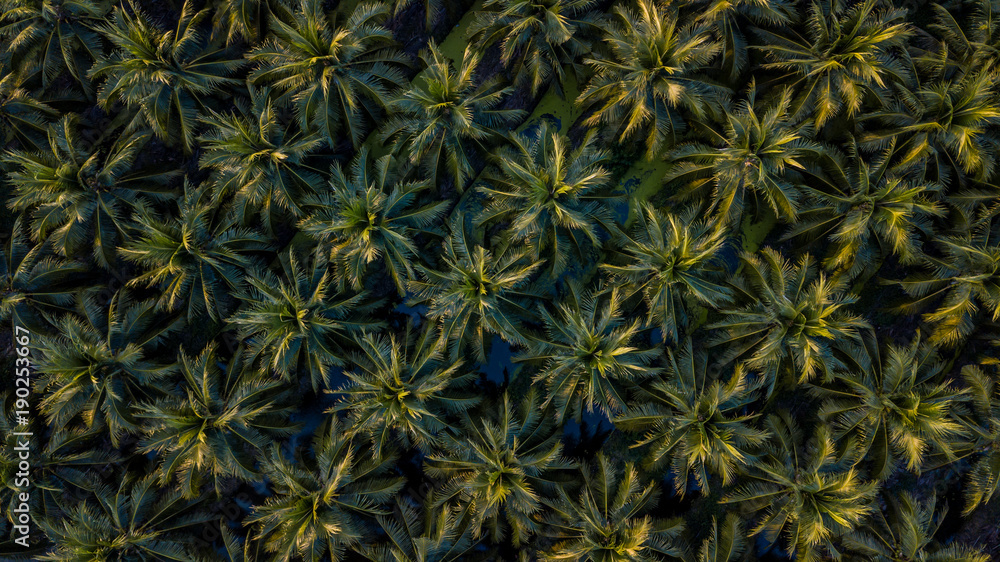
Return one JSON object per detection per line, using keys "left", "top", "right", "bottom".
{"left": 539, "top": 453, "right": 686, "bottom": 562}
{"left": 578, "top": 0, "right": 721, "bottom": 159}
{"left": 0, "top": 0, "right": 108, "bottom": 92}
{"left": 409, "top": 213, "right": 542, "bottom": 361}
{"left": 425, "top": 390, "right": 574, "bottom": 546}
{"left": 666, "top": 85, "right": 821, "bottom": 224}
{"left": 722, "top": 412, "right": 878, "bottom": 560}
{"left": 381, "top": 41, "right": 524, "bottom": 191}
{"left": 120, "top": 182, "right": 269, "bottom": 322}
{"left": 784, "top": 142, "right": 944, "bottom": 277}
{"left": 615, "top": 338, "right": 768, "bottom": 495}
{"left": 602, "top": 203, "right": 732, "bottom": 343}
{"left": 841, "top": 492, "right": 990, "bottom": 562}
{"left": 814, "top": 336, "right": 971, "bottom": 479}
{"left": 895, "top": 211, "right": 1000, "bottom": 346}
{"left": 5, "top": 114, "right": 174, "bottom": 268}
{"left": 248, "top": 0, "right": 407, "bottom": 148}
{"left": 32, "top": 291, "right": 181, "bottom": 446}
{"left": 0, "top": 216, "right": 84, "bottom": 329}
{"left": 329, "top": 323, "right": 478, "bottom": 456}
{"left": 229, "top": 248, "right": 378, "bottom": 391}
{"left": 468, "top": 0, "right": 599, "bottom": 96}
{"left": 89, "top": 0, "right": 244, "bottom": 153}
{"left": 198, "top": 86, "right": 324, "bottom": 232}
{"left": 298, "top": 147, "right": 448, "bottom": 295}
{"left": 754, "top": 0, "right": 911, "bottom": 128}
{"left": 961, "top": 363, "right": 1000, "bottom": 515}
{"left": 37, "top": 474, "right": 213, "bottom": 562}
{"left": 477, "top": 122, "right": 615, "bottom": 277}
{"left": 522, "top": 287, "right": 658, "bottom": 423}
{"left": 138, "top": 342, "right": 297, "bottom": 498}
{"left": 248, "top": 417, "right": 404, "bottom": 562}
{"left": 707, "top": 249, "right": 870, "bottom": 396}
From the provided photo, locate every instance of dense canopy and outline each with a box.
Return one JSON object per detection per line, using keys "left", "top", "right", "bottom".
{"left": 2, "top": 0, "right": 1000, "bottom": 559}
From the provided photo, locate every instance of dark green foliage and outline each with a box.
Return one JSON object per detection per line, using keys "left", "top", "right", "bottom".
{"left": 248, "top": 417, "right": 404, "bottom": 562}
{"left": 477, "top": 122, "right": 615, "bottom": 277}
{"left": 603, "top": 203, "right": 732, "bottom": 341}
{"left": 121, "top": 182, "right": 269, "bottom": 321}
{"left": 330, "top": 322, "right": 479, "bottom": 455}
{"left": 229, "top": 248, "right": 379, "bottom": 391}
{"left": 248, "top": 0, "right": 407, "bottom": 149}
{"left": 4, "top": 0, "right": 1000, "bottom": 559}
{"left": 409, "top": 213, "right": 543, "bottom": 360}
{"left": 32, "top": 291, "right": 181, "bottom": 446}
{"left": 425, "top": 390, "right": 573, "bottom": 545}
{"left": 138, "top": 342, "right": 297, "bottom": 498}
{"left": 539, "top": 453, "right": 686, "bottom": 561}
{"left": 298, "top": 147, "right": 448, "bottom": 295}
{"left": 5, "top": 114, "right": 174, "bottom": 268}
{"left": 381, "top": 41, "right": 524, "bottom": 191}
{"left": 616, "top": 338, "right": 768, "bottom": 495}
{"left": 522, "top": 286, "right": 658, "bottom": 423}
{"left": 0, "top": 0, "right": 108, "bottom": 92}
{"left": 90, "top": 1, "right": 245, "bottom": 153}
{"left": 578, "top": 0, "right": 722, "bottom": 158}
{"left": 468, "top": 0, "right": 599, "bottom": 96}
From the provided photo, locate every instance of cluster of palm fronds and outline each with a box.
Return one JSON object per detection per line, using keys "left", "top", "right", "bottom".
{"left": 3, "top": 0, "right": 1000, "bottom": 559}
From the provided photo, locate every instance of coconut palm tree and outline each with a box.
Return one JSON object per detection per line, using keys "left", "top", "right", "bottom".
{"left": 138, "top": 342, "right": 297, "bottom": 499}
{"left": 248, "top": 417, "right": 404, "bottom": 562}
{"left": 665, "top": 85, "right": 822, "bottom": 224}
{"left": 722, "top": 412, "right": 878, "bottom": 560}
{"left": 198, "top": 86, "right": 324, "bottom": 232}
{"left": 409, "top": 213, "right": 543, "bottom": 361}
{"left": 425, "top": 390, "right": 574, "bottom": 546}
{"left": 961, "top": 363, "right": 1000, "bottom": 515}
{"left": 783, "top": 141, "right": 945, "bottom": 278}
{"left": 602, "top": 203, "right": 732, "bottom": 343}
{"left": 577, "top": 0, "right": 722, "bottom": 159}
{"left": 329, "top": 323, "right": 479, "bottom": 456}
{"left": 119, "top": 182, "right": 270, "bottom": 323}
{"left": 615, "top": 338, "right": 769, "bottom": 495}
{"left": 298, "top": 148, "right": 449, "bottom": 296}
{"left": 841, "top": 492, "right": 990, "bottom": 562}
{"left": 753, "top": 0, "right": 912, "bottom": 128}
{"left": 32, "top": 291, "right": 182, "bottom": 446}
{"left": 539, "top": 453, "right": 686, "bottom": 562}
{"left": 893, "top": 213, "right": 1000, "bottom": 346}
{"left": 380, "top": 41, "right": 524, "bottom": 191}
{"left": 707, "top": 249, "right": 870, "bottom": 396}
{"left": 229, "top": 248, "right": 379, "bottom": 390}
{"left": 248, "top": 0, "right": 408, "bottom": 148}
{"left": 813, "top": 335, "right": 972, "bottom": 480}
{"left": 89, "top": 0, "right": 245, "bottom": 153}
{"left": 860, "top": 68, "right": 1000, "bottom": 185}
{"left": 1, "top": 216, "right": 85, "bottom": 329}
{"left": 0, "top": 0, "right": 108, "bottom": 92}
{"left": 4, "top": 114, "right": 175, "bottom": 268}
{"left": 37, "top": 474, "right": 214, "bottom": 562}
{"left": 467, "top": 0, "right": 600, "bottom": 96}
{"left": 476, "top": 122, "right": 616, "bottom": 277}
{"left": 521, "top": 287, "right": 659, "bottom": 423}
